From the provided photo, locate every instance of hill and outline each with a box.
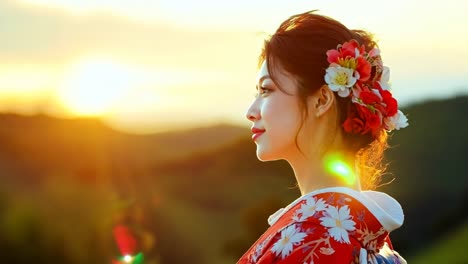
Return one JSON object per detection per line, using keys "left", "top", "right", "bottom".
{"left": 0, "top": 113, "right": 248, "bottom": 187}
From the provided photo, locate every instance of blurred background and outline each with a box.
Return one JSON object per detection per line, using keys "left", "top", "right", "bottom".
{"left": 1, "top": 0, "right": 467, "bottom": 263}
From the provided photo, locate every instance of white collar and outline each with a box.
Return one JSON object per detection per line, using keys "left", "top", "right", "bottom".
{"left": 267, "top": 186, "right": 404, "bottom": 232}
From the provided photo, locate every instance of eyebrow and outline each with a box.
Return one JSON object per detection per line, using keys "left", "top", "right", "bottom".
{"left": 256, "top": 75, "right": 271, "bottom": 89}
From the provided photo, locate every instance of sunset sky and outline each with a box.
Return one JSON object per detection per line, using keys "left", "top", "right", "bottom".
{"left": 1, "top": 0, "right": 467, "bottom": 134}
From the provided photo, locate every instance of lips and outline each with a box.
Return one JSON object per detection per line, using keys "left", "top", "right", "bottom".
{"left": 251, "top": 127, "right": 266, "bottom": 141}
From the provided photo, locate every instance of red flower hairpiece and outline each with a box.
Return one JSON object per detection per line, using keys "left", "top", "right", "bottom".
{"left": 324, "top": 39, "right": 408, "bottom": 137}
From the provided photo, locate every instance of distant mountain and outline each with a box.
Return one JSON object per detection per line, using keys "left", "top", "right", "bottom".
{"left": 0, "top": 113, "right": 249, "bottom": 186}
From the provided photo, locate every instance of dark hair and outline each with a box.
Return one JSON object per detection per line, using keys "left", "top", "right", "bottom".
{"left": 259, "top": 10, "right": 388, "bottom": 190}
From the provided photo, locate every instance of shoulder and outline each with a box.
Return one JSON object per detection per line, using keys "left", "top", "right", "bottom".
{"left": 263, "top": 192, "right": 362, "bottom": 263}
{"left": 238, "top": 187, "right": 407, "bottom": 264}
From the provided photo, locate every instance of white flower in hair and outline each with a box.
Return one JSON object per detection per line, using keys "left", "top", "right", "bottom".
{"left": 369, "top": 47, "right": 380, "bottom": 57}
{"left": 324, "top": 65, "right": 358, "bottom": 97}
{"left": 385, "top": 110, "right": 409, "bottom": 131}
{"left": 378, "top": 66, "right": 391, "bottom": 90}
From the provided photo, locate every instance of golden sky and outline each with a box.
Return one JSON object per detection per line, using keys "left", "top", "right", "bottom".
{"left": 1, "top": 0, "right": 467, "bottom": 133}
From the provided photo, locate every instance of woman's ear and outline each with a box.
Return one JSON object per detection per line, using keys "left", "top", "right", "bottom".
{"left": 312, "top": 85, "right": 335, "bottom": 117}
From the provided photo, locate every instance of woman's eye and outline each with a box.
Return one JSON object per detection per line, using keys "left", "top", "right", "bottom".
{"left": 259, "top": 87, "right": 270, "bottom": 95}
{"left": 254, "top": 86, "right": 271, "bottom": 98}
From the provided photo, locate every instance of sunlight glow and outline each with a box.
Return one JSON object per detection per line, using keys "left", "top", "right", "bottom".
{"left": 55, "top": 55, "right": 225, "bottom": 119}
{"left": 324, "top": 153, "right": 356, "bottom": 185}
{"left": 57, "top": 57, "right": 134, "bottom": 117}
{"left": 0, "top": 66, "right": 57, "bottom": 95}
{"left": 6, "top": 0, "right": 468, "bottom": 133}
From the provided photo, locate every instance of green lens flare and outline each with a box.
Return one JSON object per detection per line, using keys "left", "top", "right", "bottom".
{"left": 324, "top": 153, "right": 356, "bottom": 185}
{"left": 118, "top": 252, "right": 144, "bottom": 264}
{"left": 132, "top": 253, "right": 144, "bottom": 264}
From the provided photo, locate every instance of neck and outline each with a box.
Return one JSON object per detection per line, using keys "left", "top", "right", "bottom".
{"left": 286, "top": 150, "right": 361, "bottom": 196}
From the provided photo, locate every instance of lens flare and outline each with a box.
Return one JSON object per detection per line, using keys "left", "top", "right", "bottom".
{"left": 114, "top": 252, "right": 144, "bottom": 264}
{"left": 113, "top": 225, "right": 137, "bottom": 255}
{"left": 123, "top": 255, "right": 133, "bottom": 263}
{"left": 323, "top": 153, "right": 356, "bottom": 185}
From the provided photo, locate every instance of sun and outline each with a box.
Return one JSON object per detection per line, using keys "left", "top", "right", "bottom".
{"left": 58, "top": 57, "right": 133, "bottom": 117}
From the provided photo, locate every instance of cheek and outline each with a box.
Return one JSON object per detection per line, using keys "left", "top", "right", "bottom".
{"left": 262, "top": 98, "right": 302, "bottom": 140}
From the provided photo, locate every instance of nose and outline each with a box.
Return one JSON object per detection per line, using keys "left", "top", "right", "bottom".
{"left": 245, "top": 99, "right": 260, "bottom": 122}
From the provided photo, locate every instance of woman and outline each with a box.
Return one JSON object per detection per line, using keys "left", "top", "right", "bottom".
{"left": 238, "top": 11, "right": 408, "bottom": 264}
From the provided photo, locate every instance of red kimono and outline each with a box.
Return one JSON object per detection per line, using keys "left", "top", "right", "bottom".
{"left": 237, "top": 187, "right": 406, "bottom": 264}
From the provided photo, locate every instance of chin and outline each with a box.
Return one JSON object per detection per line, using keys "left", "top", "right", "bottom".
{"left": 256, "top": 147, "right": 281, "bottom": 162}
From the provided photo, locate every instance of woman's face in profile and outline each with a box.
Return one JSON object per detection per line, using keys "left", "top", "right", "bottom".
{"left": 245, "top": 60, "right": 305, "bottom": 161}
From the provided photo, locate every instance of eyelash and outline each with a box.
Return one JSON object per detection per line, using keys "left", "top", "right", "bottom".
{"left": 255, "top": 86, "right": 271, "bottom": 97}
